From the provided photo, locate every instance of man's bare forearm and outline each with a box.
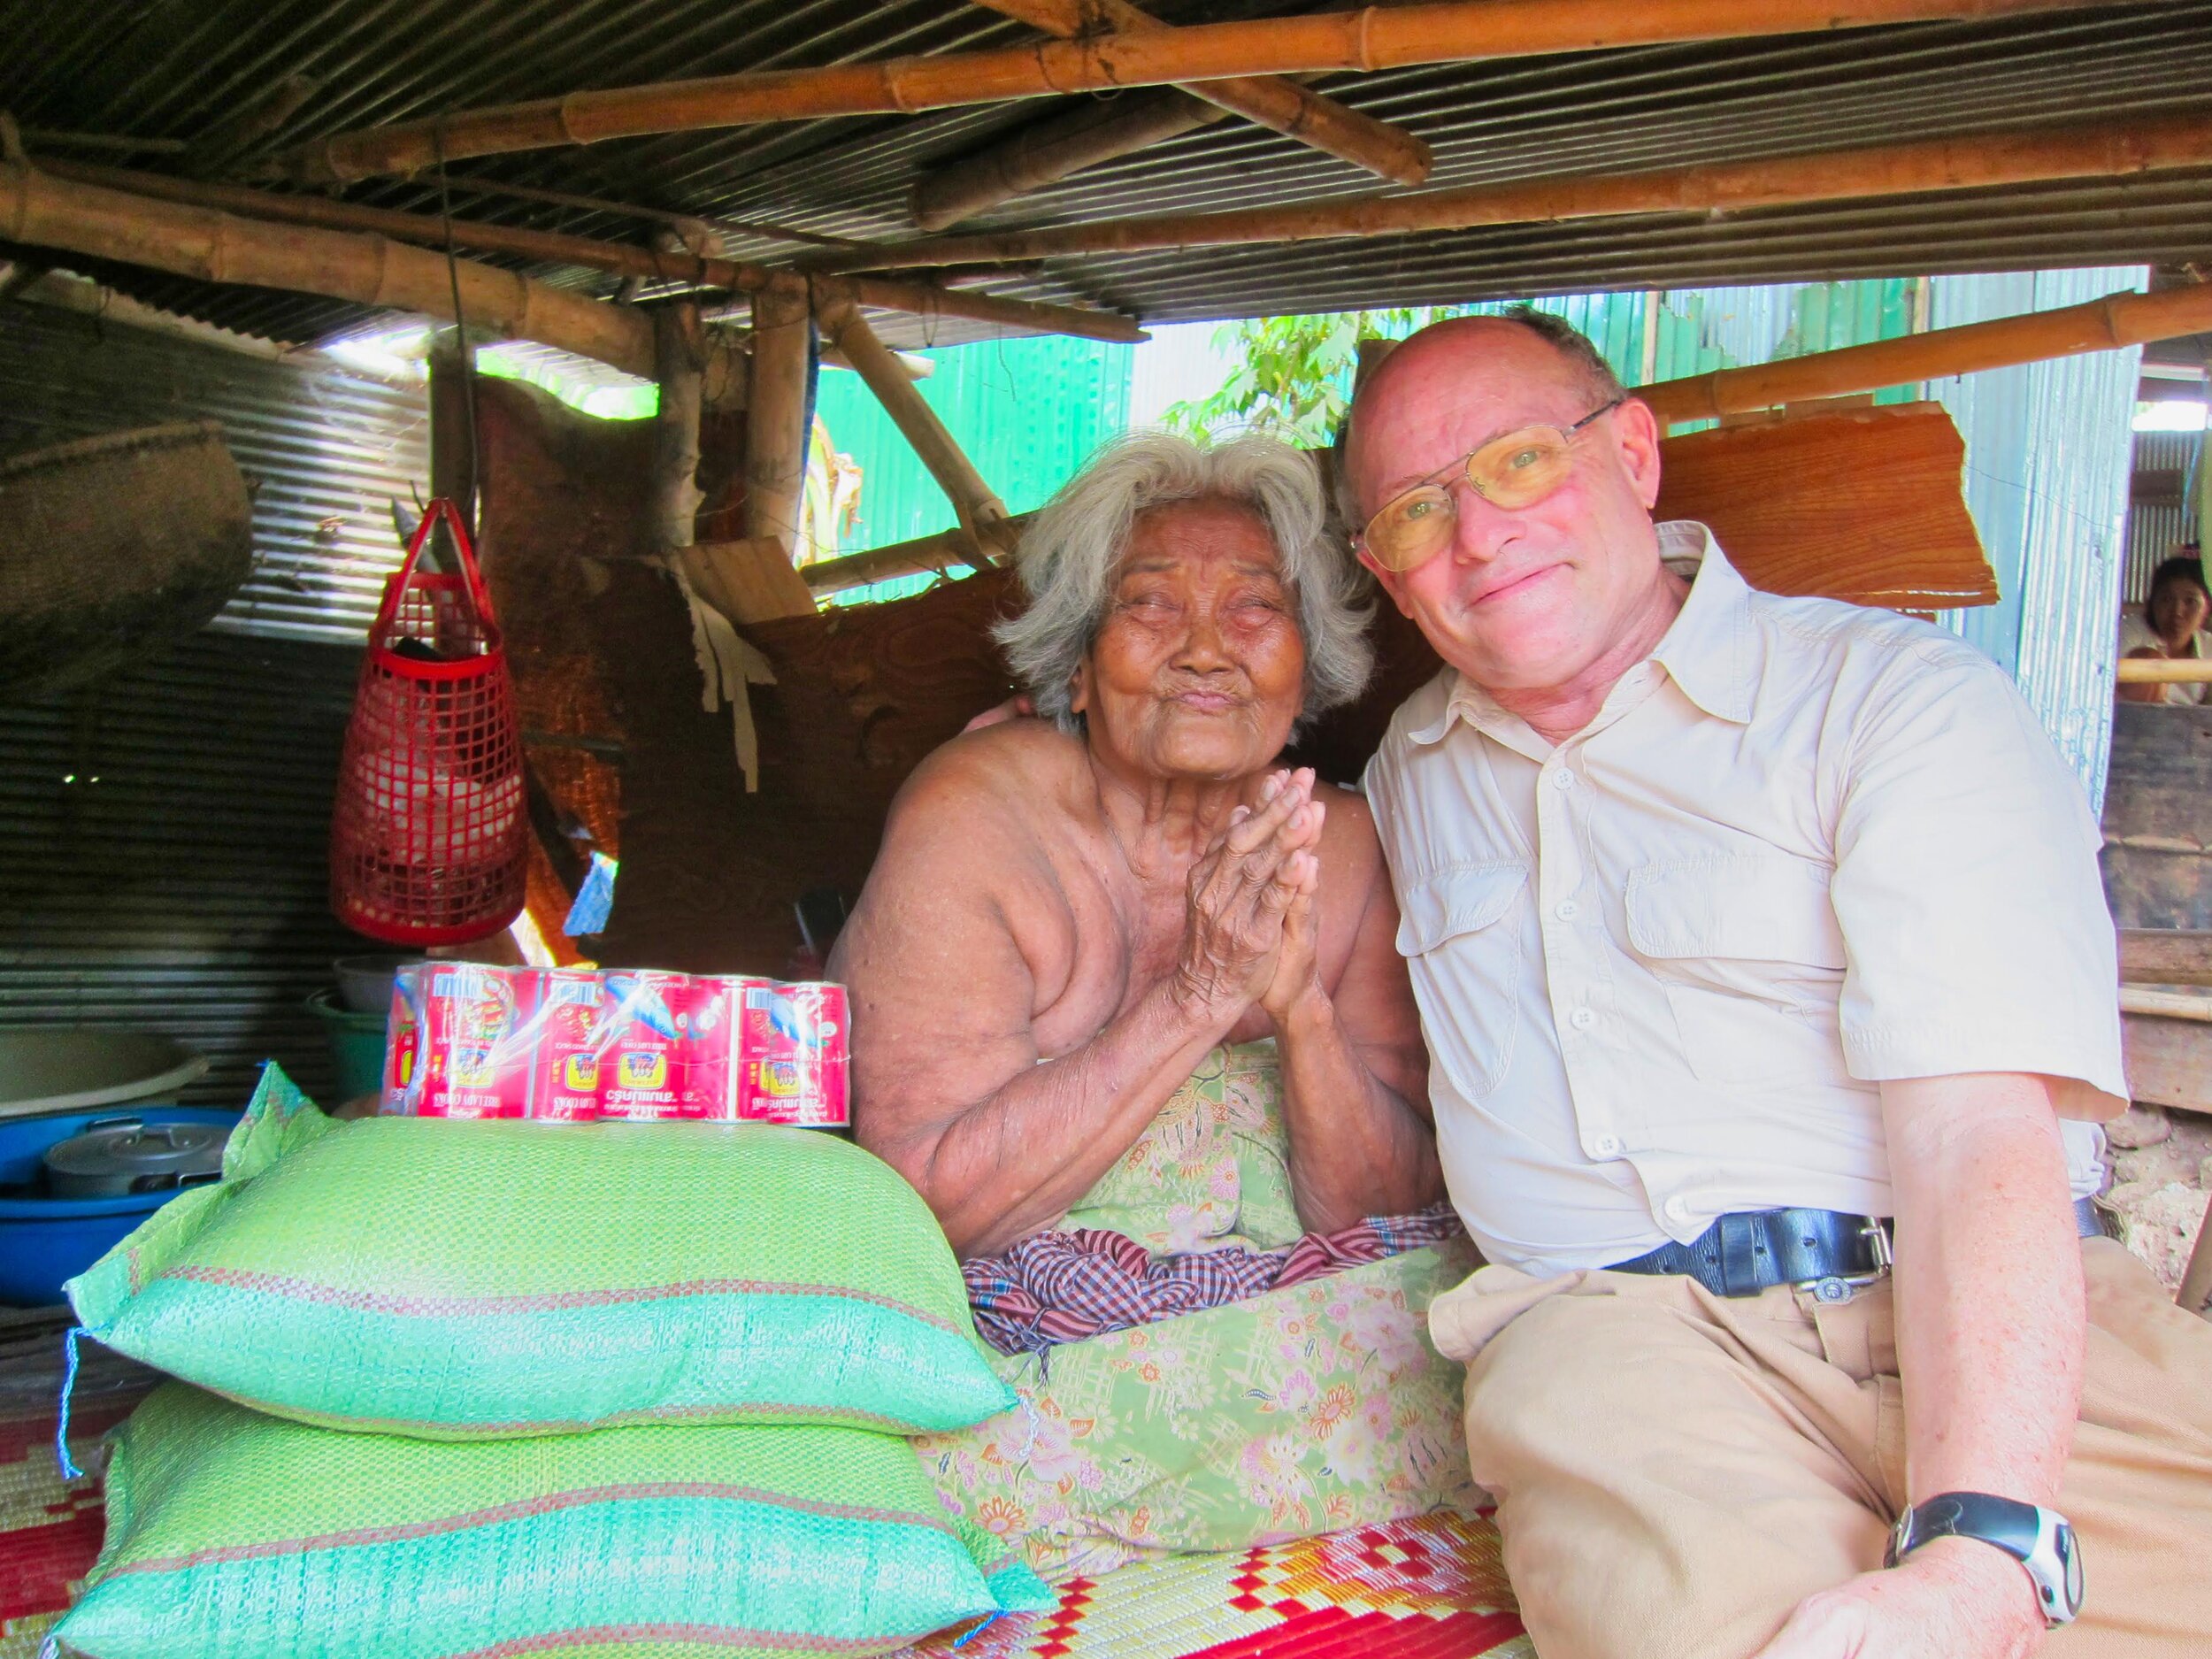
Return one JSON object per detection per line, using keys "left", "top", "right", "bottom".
{"left": 1886, "top": 1074, "right": 2083, "bottom": 1517}
{"left": 910, "top": 981, "right": 1235, "bottom": 1258}
{"left": 1275, "top": 987, "right": 1442, "bottom": 1232}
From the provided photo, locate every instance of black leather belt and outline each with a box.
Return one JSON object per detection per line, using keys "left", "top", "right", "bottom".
{"left": 1608, "top": 1200, "right": 2111, "bottom": 1299}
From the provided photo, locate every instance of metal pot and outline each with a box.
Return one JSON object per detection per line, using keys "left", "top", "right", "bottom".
{"left": 42, "top": 1118, "right": 227, "bottom": 1198}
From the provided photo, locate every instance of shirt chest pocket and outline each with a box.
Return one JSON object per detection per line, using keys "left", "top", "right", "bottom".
{"left": 1625, "top": 854, "right": 1847, "bottom": 1085}
{"left": 1396, "top": 864, "right": 1527, "bottom": 1101}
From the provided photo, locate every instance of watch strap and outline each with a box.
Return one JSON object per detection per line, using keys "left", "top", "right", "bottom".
{"left": 1885, "top": 1492, "right": 2042, "bottom": 1567}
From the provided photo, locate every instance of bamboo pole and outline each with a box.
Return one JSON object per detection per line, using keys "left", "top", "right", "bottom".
{"left": 1640, "top": 280, "right": 2212, "bottom": 425}
{"left": 803, "top": 513, "right": 1041, "bottom": 595}
{"left": 651, "top": 303, "right": 707, "bottom": 556}
{"left": 0, "top": 160, "right": 655, "bottom": 377}
{"left": 844, "top": 111, "right": 2212, "bottom": 270}
{"left": 35, "top": 158, "right": 1148, "bottom": 345}
{"left": 969, "top": 0, "right": 1429, "bottom": 186}
{"left": 745, "top": 275, "right": 814, "bottom": 557}
{"left": 272, "top": 0, "right": 2129, "bottom": 183}
{"left": 816, "top": 289, "right": 1010, "bottom": 568}
{"left": 912, "top": 89, "right": 1223, "bottom": 231}
{"left": 2114, "top": 657, "right": 2212, "bottom": 685}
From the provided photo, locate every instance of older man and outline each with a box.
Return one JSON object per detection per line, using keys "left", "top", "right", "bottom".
{"left": 1341, "top": 310, "right": 2212, "bottom": 1659}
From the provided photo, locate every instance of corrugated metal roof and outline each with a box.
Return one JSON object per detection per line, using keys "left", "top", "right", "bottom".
{"left": 0, "top": 304, "right": 429, "bottom": 644}
{"left": 2, "top": 3, "right": 2209, "bottom": 343}
{"left": 0, "top": 632, "right": 373, "bottom": 1105}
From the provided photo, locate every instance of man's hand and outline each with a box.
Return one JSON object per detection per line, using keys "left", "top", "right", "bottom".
{"left": 1754, "top": 1539, "right": 2045, "bottom": 1659}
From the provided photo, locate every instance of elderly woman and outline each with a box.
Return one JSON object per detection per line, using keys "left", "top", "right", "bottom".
{"left": 832, "top": 433, "right": 1476, "bottom": 1579}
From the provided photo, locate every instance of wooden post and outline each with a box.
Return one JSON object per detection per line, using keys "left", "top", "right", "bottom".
{"left": 970, "top": 0, "right": 1429, "bottom": 186}
{"left": 2115, "top": 658, "right": 2212, "bottom": 686}
{"left": 1640, "top": 280, "right": 2212, "bottom": 426}
{"left": 35, "top": 157, "right": 1148, "bottom": 346}
{"left": 814, "top": 288, "right": 1010, "bottom": 568}
{"left": 0, "top": 160, "right": 656, "bottom": 376}
{"left": 745, "top": 277, "right": 813, "bottom": 559}
{"left": 912, "top": 90, "right": 1223, "bottom": 231}
{"left": 841, "top": 111, "right": 2212, "bottom": 270}
{"left": 272, "top": 0, "right": 2130, "bottom": 181}
{"left": 651, "top": 303, "right": 706, "bottom": 557}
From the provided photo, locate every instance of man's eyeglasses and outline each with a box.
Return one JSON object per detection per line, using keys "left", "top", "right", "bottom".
{"left": 1356, "top": 397, "right": 1626, "bottom": 573}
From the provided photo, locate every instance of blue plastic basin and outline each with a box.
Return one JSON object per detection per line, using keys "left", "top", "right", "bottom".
{"left": 0, "top": 1105, "right": 241, "bottom": 1308}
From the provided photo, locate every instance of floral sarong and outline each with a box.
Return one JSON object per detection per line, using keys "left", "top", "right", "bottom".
{"left": 915, "top": 1040, "right": 1480, "bottom": 1581}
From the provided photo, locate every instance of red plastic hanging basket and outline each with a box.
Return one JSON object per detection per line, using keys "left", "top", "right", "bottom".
{"left": 331, "top": 498, "right": 526, "bottom": 945}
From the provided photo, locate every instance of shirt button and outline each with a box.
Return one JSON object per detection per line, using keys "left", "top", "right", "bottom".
{"left": 1554, "top": 899, "right": 1579, "bottom": 922}
{"left": 1568, "top": 1007, "right": 1597, "bottom": 1031}
{"left": 1552, "top": 769, "right": 1577, "bottom": 790}
{"left": 1589, "top": 1134, "right": 1623, "bottom": 1157}
{"left": 1663, "top": 1195, "right": 1694, "bottom": 1223}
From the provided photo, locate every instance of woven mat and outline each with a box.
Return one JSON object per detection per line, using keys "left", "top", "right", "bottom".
{"left": 899, "top": 1513, "right": 1529, "bottom": 1659}
{"left": 0, "top": 1316, "right": 158, "bottom": 1659}
{"left": 0, "top": 1316, "right": 1527, "bottom": 1659}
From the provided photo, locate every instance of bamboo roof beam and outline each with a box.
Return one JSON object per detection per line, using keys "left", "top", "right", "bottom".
{"left": 815, "top": 288, "right": 1011, "bottom": 571}
{"left": 1639, "top": 279, "right": 2212, "bottom": 425}
{"left": 269, "top": 0, "right": 2134, "bottom": 185}
{"left": 804, "top": 278, "right": 2212, "bottom": 598}
{"left": 0, "top": 160, "right": 654, "bottom": 377}
{"left": 31, "top": 159, "right": 1148, "bottom": 344}
{"left": 968, "top": 0, "right": 1429, "bottom": 187}
{"left": 839, "top": 111, "right": 2212, "bottom": 270}
{"left": 912, "top": 88, "right": 1225, "bottom": 231}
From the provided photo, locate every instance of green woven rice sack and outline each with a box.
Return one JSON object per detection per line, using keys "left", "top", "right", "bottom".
{"left": 66, "top": 1065, "right": 1014, "bottom": 1438}
{"left": 56, "top": 1383, "right": 1052, "bottom": 1659}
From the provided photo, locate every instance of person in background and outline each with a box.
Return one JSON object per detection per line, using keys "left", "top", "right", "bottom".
{"left": 2117, "top": 550, "right": 2211, "bottom": 704}
{"left": 1340, "top": 307, "right": 2212, "bottom": 1659}
{"left": 833, "top": 431, "right": 1475, "bottom": 1580}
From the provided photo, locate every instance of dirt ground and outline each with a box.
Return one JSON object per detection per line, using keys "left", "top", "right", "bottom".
{"left": 2101, "top": 1102, "right": 2212, "bottom": 1293}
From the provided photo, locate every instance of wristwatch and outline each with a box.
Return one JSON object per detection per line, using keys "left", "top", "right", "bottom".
{"left": 1885, "top": 1492, "right": 2084, "bottom": 1627}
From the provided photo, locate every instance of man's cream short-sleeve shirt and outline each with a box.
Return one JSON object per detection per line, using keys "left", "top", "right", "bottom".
{"left": 1363, "top": 523, "right": 2127, "bottom": 1277}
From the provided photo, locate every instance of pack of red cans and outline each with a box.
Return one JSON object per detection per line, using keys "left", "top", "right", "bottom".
{"left": 380, "top": 963, "right": 849, "bottom": 1125}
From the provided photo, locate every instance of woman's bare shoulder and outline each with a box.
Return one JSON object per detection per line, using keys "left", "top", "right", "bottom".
{"left": 1311, "top": 776, "right": 1385, "bottom": 866}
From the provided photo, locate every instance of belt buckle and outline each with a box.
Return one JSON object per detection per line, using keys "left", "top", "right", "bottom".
{"left": 1801, "top": 1217, "right": 1893, "bottom": 1304}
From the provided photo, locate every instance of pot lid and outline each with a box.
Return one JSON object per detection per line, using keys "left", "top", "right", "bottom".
{"left": 43, "top": 1120, "right": 227, "bottom": 1181}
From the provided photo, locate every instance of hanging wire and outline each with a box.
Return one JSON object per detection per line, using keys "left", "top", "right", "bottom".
{"left": 434, "top": 119, "right": 484, "bottom": 545}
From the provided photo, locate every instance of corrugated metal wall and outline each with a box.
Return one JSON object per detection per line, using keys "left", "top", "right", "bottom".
{"left": 0, "top": 633, "right": 367, "bottom": 1106}
{"left": 2124, "top": 429, "right": 2202, "bottom": 601}
{"left": 813, "top": 333, "right": 1136, "bottom": 549}
{"left": 1930, "top": 268, "right": 2147, "bottom": 808}
{"left": 0, "top": 303, "right": 429, "bottom": 645}
{"left": 0, "top": 307, "right": 434, "bottom": 1106}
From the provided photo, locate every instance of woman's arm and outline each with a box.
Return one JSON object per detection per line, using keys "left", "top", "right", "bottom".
{"left": 839, "top": 741, "right": 1318, "bottom": 1257}
{"left": 1262, "top": 789, "right": 1442, "bottom": 1231}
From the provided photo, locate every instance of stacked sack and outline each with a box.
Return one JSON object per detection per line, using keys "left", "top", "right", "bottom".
{"left": 55, "top": 1064, "right": 1049, "bottom": 1659}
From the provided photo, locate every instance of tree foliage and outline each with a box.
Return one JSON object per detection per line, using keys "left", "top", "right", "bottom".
{"left": 1163, "top": 309, "right": 1447, "bottom": 447}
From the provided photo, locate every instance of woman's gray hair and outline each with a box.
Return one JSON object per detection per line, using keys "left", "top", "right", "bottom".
{"left": 994, "top": 430, "right": 1374, "bottom": 733}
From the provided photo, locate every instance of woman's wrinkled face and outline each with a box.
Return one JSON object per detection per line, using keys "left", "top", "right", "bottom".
{"left": 2152, "top": 573, "right": 2209, "bottom": 645}
{"left": 1071, "top": 499, "right": 1306, "bottom": 782}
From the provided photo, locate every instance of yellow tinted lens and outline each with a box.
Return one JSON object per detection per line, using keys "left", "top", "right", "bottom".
{"left": 1469, "top": 427, "right": 1572, "bottom": 510}
{"left": 1365, "top": 488, "right": 1455, "bottom": 571}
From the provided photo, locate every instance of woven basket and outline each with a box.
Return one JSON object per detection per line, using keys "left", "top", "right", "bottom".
{"left": 0, "top": 420, "right": 253, "bottom": 699}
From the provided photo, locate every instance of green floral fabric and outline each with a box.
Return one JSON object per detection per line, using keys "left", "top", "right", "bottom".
{"left": 918, "top": 1041, "right": 1479, "bottom": 1581}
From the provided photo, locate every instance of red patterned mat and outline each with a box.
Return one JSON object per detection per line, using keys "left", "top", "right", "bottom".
{"left": 900, "top": 1512, "right": 1529, "bottom": 1659}
{"left": 0, "top": 1317, "right": 158, "bottom": 1659}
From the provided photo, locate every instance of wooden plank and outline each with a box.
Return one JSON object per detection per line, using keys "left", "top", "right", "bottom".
{"left": 1651, "top": 403, "right": 1996, "bottom": 610}
{"left": 2118, "top": 930, "right": 2212, "bottom": 986}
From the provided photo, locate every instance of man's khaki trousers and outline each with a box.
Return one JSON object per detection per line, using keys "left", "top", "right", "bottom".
{"left": 1428, "top": 1239, "right": 2212, "bottom": 1659}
